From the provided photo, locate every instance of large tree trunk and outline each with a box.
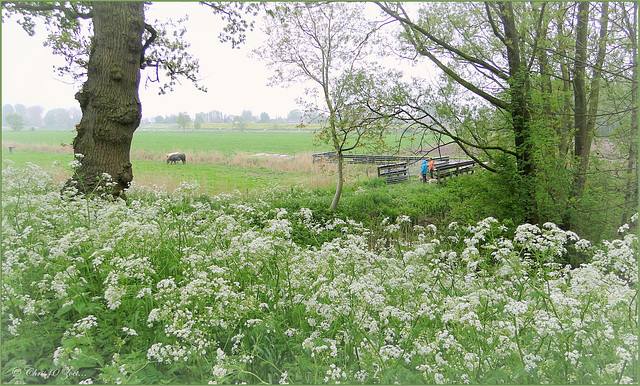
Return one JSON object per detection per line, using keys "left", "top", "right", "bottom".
{"left": 621, "top": 2, "right": 639, "bottom": 226}
{"left": 497, "top": 2, "right": 537, "bottom": 223}
{"left": 65, "top": 2, "right": 144, "bottom": 198}
{"left": 572, "top": 1, "right": 590, "bottom": 198}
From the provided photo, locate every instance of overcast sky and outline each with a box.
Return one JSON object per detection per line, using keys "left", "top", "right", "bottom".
{"left": 1, "top": 2, "right": 428, "bottom": 121}
{"left": 1, "top": 2, "right": 309, "bottom": 120}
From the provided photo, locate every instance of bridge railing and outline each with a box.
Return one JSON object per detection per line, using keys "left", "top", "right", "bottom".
{"left": 313, "top": 152, "right": 478, "bottom": 183}
{"left": 377, "top": 162, "right": 409, "bottom": 184}
{"left": 434, "top": 159, "right": 476, "bottom": 180}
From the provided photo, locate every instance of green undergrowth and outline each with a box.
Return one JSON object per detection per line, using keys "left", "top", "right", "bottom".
{"left": 3, "top": 163, "right": 637, "bottom": 384}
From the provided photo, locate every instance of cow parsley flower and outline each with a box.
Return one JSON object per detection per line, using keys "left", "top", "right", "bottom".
{"left": 279, "top": 371, "right": 289, "bottom": 384}
{"left": 504, "top": 300, "right": 529, "bottom": 316}
{"left": 7, "top": 314, "right": 21, "bottom": 336}
{"left": 63, "top": 315, "right": 98, "bottom": 339}
{"left": 122, "top": 327, "right": 138, "bottom": 336}
{"left": 523, "top": 353, "right": 542, "bottom": 372}
{"left": 618, "top": 223, "right": 630, "bottom": 234}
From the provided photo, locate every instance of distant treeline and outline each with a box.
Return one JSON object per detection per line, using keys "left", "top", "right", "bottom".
{"left": 1, "top": 104, "right": 327, "bottom": 130}
{"left": 2, "top": 104, "right": 81, "bottom": 130}
{"left": 144, "top": 108, "right": 324, "bottom": 126}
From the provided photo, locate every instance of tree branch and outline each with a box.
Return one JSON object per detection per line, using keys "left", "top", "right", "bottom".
{"left": 376, "top": 1, "right": 509, "bottom": 81}
{"left": 4, "top": 2, "right": 92, "bottom": 20}
{"left": 140, "top": 23, "right": 157, "bottom": 69}
{"left": 375, "top": 2, "right": 510, "bottom": 111}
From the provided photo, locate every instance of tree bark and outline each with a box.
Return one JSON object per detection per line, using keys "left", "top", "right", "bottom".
{"left": 572, "top": 1, "right": 590, "bottom": 197}
{"left": 622, "top": 2, "right": 639, "bottom": 225}
{"left": 497, "top": 2, "right": 536, "bottom": 222}
{"left": 330, "top": 152, "right": 344, "bottom": 212}
{"left": 65, "top": 2, "right": 144, "bottom": 198}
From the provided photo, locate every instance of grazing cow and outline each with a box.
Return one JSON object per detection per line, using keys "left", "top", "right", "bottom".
{"left": 167, "top": 153, "right": 186, "bottom": 164}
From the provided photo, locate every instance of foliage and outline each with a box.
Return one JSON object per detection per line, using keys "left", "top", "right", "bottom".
{"left": 2, "top": 164, "right": 638, "bottom": 384}
{"left": 193, "top": 114, "right": 204, "bottom": 130}
{"left": 375, "top": 1, "right": 637, "bottom": 233}
{"left": 5, "top": 113, "right": 24, "bottom": 131}
{"left": 2, "top": 2, "right": 259, "bottom": 93}
{"left": 256, "top": 2, "right": 391, "bottom": 211}
{"left": 2, "top": 1, "right": 263, "bottom": 198}
{"left": 175, "top": 112, "right": 191, "bottom": 131}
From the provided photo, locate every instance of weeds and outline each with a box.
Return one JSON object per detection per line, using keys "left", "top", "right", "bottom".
{"left": 2, "top": 164, "right": 638, "bottom": 384}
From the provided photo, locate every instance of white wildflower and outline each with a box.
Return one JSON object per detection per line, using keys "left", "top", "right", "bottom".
{"left": 279, "top": 371, "right": 289, "bottom": 384}
{"left": 618, "top": 223, "right": 630, "bottom": 234}
{"left": 122, "top": 327, "right": 138, "bottom": 336}
{"left": 504, "top": 300, "right": 529, "bottom": 316}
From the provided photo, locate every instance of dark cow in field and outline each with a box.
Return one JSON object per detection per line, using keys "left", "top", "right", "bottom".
{"left": 166, "top": 153, "right": 186, "bottom": 164}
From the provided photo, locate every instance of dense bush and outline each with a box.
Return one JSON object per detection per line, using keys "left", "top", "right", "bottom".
{"left": 2, "top": 164, "right": 638, "bottom": 384}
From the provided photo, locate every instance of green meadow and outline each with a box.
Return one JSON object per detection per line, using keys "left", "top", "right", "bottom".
{"left": 2, "top": 128, "right": 320, "bottom": 155}
{"left": 1, "top": 129, "right": 381, "bottom": 194}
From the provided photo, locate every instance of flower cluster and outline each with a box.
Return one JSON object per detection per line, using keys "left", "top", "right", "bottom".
{"left": 2, "top": 164, "right": 638, "bottom": 384}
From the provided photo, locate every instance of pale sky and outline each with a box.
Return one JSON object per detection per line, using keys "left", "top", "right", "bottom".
{"left": 1, "top": 2, "right": 307, "bottom": 120}
{"left": 1, "top": 2, "right": 428, "bottom": 121}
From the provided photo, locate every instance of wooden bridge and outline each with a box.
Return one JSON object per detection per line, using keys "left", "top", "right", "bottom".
{"left": 313, "top": 151, "right": 477, "bottom": 184}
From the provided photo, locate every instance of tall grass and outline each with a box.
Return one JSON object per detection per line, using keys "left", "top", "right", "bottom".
{"left": 2, "top": 163, "right": 638, "bottom": 384}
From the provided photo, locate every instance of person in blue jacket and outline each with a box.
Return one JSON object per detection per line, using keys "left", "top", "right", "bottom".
{"left": 421, "top": 160, "right": 428, "bottom": 183}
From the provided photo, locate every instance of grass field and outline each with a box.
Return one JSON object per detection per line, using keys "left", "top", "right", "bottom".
{"left": 1, "top": 129, "right": 320, "bottom": 155}
{"left": 1, "top": 129, "right": 385, "bottom": 194}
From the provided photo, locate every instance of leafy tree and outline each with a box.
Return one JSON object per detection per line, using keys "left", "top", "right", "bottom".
{"left": 232, "top": 115, "right": 246, "bottom": 132}
{"left": 12, "top": 104, "right": 26, "bottom": 118}
{"left": 207, "top": 110, "right": 225, "bottom": 123}
{"left": 2, "top": 104, "right": 15, "bottom": 116}
{"left": 25, "top": 105, "right": 44, "bottom": 127}
{"left": 286, "top": 109, "right": 301, "bottom": 123}
{"left": 2, "top": 1, "right": 259, "bottom": 198}
{"left": 259, "top": 112, "right": 270, "bottom": 123}
{"left": 2, "top": 104, "right": 15, "bottom": 126}
{"left": 176, "top": 112, "right": 191, "bottom": 131}
{"left": 376, "top": 2, "right": 541, "bottom": 220}
{"left": 43, "top": 107, "right": 74, "bottom": 129}
{"left": 154, "top": 115, "right": 165, "bottom": 124}
{"left": 5, "top": 113, "right": 24, "bottom": 131}
{"left": 375, "top": 1, "right": 635, "bottom": 234}
{"left": 256, "top": 2, "right": 389, "bottom": 211}
{"left": 194, "top": 113, "right": 206, "bottom": 130}
{"left": 240, "top": 109, "right": 254, "bottom": 122}
{"left": 619, "top": 2, "right": 639, "bottom": 226}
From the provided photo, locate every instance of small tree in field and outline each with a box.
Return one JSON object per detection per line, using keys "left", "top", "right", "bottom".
{"left": 5, "top": 114, "right": 24, "bottom": 131}
{"left": 256, "top": 2, "right": 388, "bottom": 211}
{"left": 232, "top": 116, "right": 247, "bottom": 132}
{"left": 193, "top": 114, "right": 204, "bottom": 130}
{"left": 176, "top": 112, "right": 191, "bottom": 131}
